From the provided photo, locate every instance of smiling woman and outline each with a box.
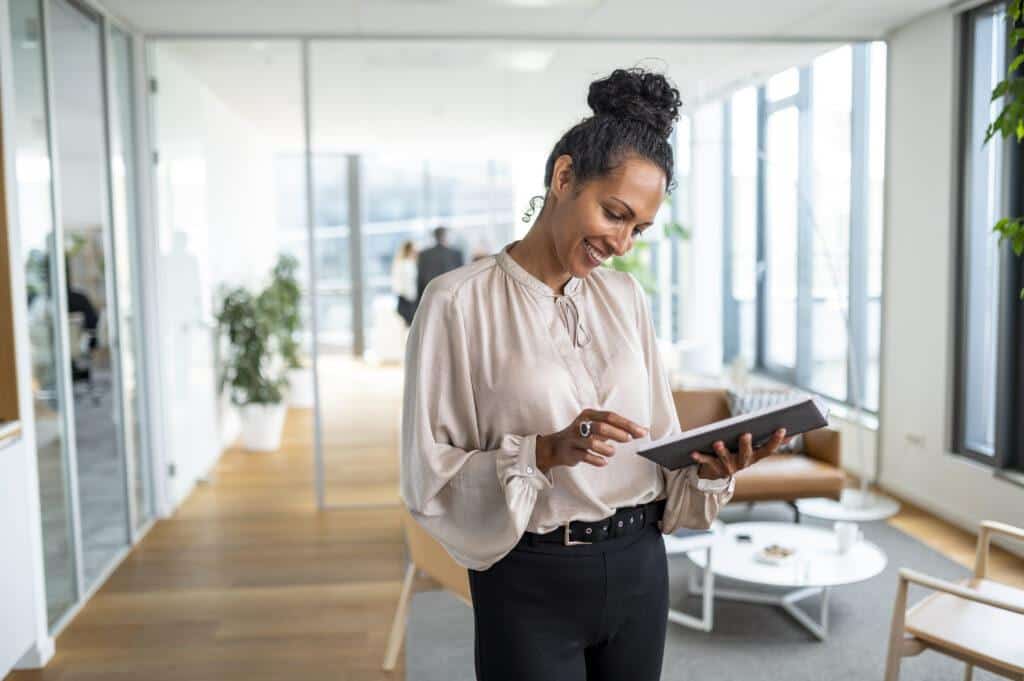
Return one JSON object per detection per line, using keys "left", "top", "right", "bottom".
{"left": 401, "top": 66, "right": 791, "bottom": 681}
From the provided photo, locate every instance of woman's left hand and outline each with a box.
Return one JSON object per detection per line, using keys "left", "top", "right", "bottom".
{"left": 690, "top": 429, "right": 793, "bottom": 479}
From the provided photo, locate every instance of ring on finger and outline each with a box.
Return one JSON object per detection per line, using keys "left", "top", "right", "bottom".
{"left": 579, "top": 420, "right": 593, "bottom": 438}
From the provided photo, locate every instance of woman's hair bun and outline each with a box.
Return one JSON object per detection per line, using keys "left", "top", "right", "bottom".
{"left": 587, "top": 68, "right": 681, "bottom": 139}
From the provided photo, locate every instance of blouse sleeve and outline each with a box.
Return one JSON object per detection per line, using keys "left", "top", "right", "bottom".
{"left": 400, "top": 282, "right": 553, "bottom": 571}
{"left": 630, "top": 277, "right": 735, "bottom": 534}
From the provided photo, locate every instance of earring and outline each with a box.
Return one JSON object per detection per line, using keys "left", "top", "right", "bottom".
{"left": 521, "top": 195, "right": 545, "bottom": 223}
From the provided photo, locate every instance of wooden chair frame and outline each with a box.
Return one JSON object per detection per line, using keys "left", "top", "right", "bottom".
{"left": 884, "top": 521, "right": 1024, "bottom": 681}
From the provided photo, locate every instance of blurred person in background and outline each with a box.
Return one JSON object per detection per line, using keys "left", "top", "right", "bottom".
{"left": 415, "top": 225, "right": 463, "bottom": 308}
{"left": 392, "top": 239, "right": 418, "bottom": 327}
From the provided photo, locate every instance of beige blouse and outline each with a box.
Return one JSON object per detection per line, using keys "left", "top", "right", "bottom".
{"left": 400, "top": 243, "right": 734, "bottom": 571}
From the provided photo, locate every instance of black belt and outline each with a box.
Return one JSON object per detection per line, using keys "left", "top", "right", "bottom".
{"left": 524, "top": 499, "right": 666, "bottom": 547}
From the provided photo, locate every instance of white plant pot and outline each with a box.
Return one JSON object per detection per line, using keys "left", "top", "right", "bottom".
{"left": 287, "top": 367, "right": 315, "bottom": 408}
{"left": 240, "top": 403, "right": 287, "bottom": 452}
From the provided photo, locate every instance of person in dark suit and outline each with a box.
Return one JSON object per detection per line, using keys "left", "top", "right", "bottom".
{"left": 416, "top": 226, "right": 464, "bottom": 304}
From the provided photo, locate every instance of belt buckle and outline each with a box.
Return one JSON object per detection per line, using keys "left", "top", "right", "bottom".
{"left": 563, "top": 523, "right": 591, "bottom": 546}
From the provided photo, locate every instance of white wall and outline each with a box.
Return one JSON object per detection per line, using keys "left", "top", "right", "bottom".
{"left": 0, "top": 438, "right": 51, "bottom": 674}
{"left": 879, "top": 7, "right": 1024, "bottom": 549}
{"left": 151, "top": 45, "right": 289, "bottom": 507}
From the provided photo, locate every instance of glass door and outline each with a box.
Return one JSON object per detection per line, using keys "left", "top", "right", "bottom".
{"left": 107, "top": 25, "right": 151, "bottom": 531}
{"left": 8, "top": 0, "right": 80, "bottom": 627}
{"left": 48, "top": 0, "right": 130, "bottom": 586}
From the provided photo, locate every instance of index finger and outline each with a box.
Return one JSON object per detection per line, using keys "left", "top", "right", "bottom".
{"left": 586, "top": 410, "right": 648, "bottom": 438}
{"left": 754, "top": 428, "right": 787, "bottom": 461}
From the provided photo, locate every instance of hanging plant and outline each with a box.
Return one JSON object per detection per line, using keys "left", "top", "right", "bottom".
{"left": 984, "top": 0, "right": 1024, "bottom": 298}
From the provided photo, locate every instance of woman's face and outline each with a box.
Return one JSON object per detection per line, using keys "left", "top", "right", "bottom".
{"left": 549, "top": 154, "right": 666, "bottom": 279}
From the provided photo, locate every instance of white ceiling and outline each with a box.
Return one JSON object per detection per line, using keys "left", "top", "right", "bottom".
{"left": 137, "top": 1, "right": 942, "bottom": 158}
{"left": 154, "top": 39, "right": 845, "bottom": 156}
{"left": 104, "top": 0, "right": 948, "bottom": 40}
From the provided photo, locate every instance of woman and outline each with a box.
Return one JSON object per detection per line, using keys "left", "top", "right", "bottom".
{"left": 391, "top": 239, "right": 418, "bottom": 327}
{"left": 401, "top": 68, "right": 790, "bottom": 681}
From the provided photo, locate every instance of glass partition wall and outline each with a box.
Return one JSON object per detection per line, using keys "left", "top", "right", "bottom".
{"left": 5, "top": 0, "right": 151, "bottom": 629}
{"left": 148, "top": 38, "right": 523, "bottom": 508}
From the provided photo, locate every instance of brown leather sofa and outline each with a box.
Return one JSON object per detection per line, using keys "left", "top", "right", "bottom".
{"left": 672, "top": 388, "right": 845, "bottom": 522}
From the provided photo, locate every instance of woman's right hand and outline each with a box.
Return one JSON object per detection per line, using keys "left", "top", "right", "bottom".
{"left": 536, "top": 409, "right": 648, "bottom": 474}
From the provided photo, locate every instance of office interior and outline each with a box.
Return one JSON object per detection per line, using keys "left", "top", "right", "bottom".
{"left": 0, "top": 0, "right": 1022, "bottom": 680}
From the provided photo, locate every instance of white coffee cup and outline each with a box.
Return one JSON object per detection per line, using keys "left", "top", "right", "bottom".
{"left": 834, "top": 521, "right": 863, "bottom": 554}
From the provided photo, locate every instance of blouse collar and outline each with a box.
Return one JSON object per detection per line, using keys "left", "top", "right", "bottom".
{"left": 496, "top": 241, "right": 582, "bottom": 299}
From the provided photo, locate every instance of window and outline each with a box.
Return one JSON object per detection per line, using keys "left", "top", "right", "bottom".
{"left": 763, "top": 105, "right": 800, "bottom": 371}
{"left": 726, "top": 89, "right": 758, "bottom": 365}
{"left": 648, "top": 116, "right": 693, "bottom": 341}
{"left": 721, "top": 42, "right": 887, "bottom": 413}
{"left": 810, "top": 46, "right": 852, "bottom": 402}
{"left": 955, "top": 2, "right": 1024, "bottom": 471}
{"left": 273, "top": 153, "right": 516, "bottom": 354}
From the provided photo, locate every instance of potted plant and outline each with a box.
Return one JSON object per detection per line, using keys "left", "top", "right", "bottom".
{"left": 215, "top": 286, "right": 288, "bottom": 452}
{"left": 264, "top": 254, "right": 313, "bottom": 407}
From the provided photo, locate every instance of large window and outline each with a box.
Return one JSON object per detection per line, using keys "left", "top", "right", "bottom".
{"left": 274, "top": 153, "right": 516, "bottom": 353}
{"left": 955, "top": 2, "right": 1023, "bottom": 471}
{"left": 651, "top": 115, "right": 691, "bottom": 342}
{"left": 722, "top": 43, "right": 887, "bottom": 412}
{"left": 726, "top": 88, "right": 758, "bottom": 365}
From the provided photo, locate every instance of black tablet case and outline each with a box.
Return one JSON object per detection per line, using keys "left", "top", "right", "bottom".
{"left": 637, "top": 396, "right": 830, "bottom": 471}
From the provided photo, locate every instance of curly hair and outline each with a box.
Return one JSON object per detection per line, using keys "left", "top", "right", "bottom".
{"left": 543, "top": 67, "right": 682, "bottom": 194}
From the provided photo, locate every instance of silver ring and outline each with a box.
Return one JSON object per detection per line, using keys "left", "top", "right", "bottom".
{"left": 578, "top": 420, "right": 592, "bottom": 438}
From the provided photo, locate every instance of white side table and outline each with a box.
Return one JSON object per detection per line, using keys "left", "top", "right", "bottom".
{"left": 688, "top": 521, "right": 887, "bottom": 640}
{"left": 663, "top": 526, "right": 720, "bottom": 632}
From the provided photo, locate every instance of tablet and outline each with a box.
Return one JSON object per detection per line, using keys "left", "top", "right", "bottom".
{"left": 637, "top": 395, "right": 830, "bottom": 471}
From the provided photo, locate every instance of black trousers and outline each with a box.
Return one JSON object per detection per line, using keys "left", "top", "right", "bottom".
{"left": 397, "top": 295, "right": 416, "bottom": 326}
{"left": 468, "top": 522, "right": 669, "bottom": 681}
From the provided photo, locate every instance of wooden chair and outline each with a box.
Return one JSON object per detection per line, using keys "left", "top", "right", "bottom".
{"left": 382, "top": 506, "right": 471, "bottom": 672}
{"left": 884, "top": 520, "right": 1024, "bottom": 681}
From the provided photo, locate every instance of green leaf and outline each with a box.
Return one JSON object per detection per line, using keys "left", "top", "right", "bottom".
{"left": 991, "top": 80, "right": 1010, "bottom": 101}
{"left": 662, "top": 220, "right": 690, "bottom": 240}
{"left": 1019, "top": 287, "right": 1024, "bottom": 301}
{"left": 1011, "top": 0, "right": 1022, "bottom": 21}
{"left": 1011, "top": 53, "right": 1024, "bottom": 75}
{"left": 1012, "top": 28, "right": 1024, "bottom": 47}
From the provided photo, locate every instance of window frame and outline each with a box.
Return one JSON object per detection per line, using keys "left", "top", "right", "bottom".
{"left": 722, "top": 43, "right": 882, "bottom": 414}
{"left": 953, "top": 1, "right": 1024, "bottom": 472}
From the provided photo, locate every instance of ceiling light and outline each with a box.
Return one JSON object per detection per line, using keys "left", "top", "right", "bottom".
{"left": 494, "top": 0, "right": 601, "bottom": 7}
{"left": 489, "top": 49, "right": 554, "bottom": 72}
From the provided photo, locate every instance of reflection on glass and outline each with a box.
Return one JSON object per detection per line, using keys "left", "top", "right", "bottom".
{"left": 809, "top": 46, "right": 852, "bottom": 402}
{"left": 109, "top": 27, "right": 150, "bottom": 528}
{"left": 10, "top": 0, "right": 78, "bottom": 628}
{"left": 50, "top": 0, "right": 129, "bottom": 585}
{"left": 764, "top": 106, "right": 798, "bottom": 368}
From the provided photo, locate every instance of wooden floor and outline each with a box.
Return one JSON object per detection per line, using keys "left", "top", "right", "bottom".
{"left": 7, "top": 360, "right": 1023, "bottom": 680}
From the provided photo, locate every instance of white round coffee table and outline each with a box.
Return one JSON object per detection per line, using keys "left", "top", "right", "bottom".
{"left": 688, "top": 521, "right": 887, "bottom": 640}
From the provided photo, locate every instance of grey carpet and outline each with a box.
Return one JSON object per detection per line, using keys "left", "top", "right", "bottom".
{"left": 407, "top": 503, "right": 1002, "bottom": 681}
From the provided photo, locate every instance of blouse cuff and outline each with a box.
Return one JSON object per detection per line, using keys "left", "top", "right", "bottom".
{"left": 688, "top": 466, "right": 735, "bottom": 494}
{"left": 496, "top": 434, "right": 554, "bottom": 492}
